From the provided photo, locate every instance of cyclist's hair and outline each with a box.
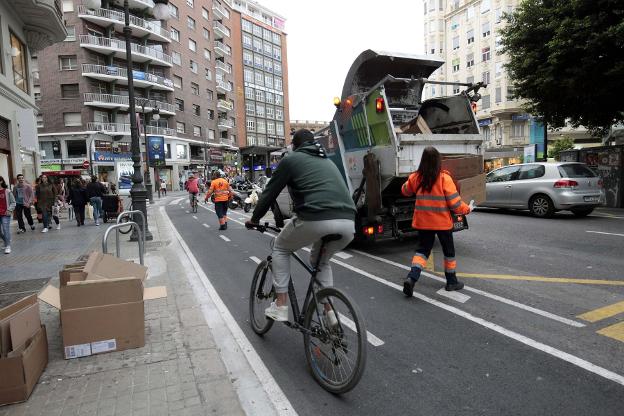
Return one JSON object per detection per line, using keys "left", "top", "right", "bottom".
{"left": 211, "top": 170, "right": 221, "bottom": 180}
{"left": 292, "top": 129, "right": 314, "bottom": 150}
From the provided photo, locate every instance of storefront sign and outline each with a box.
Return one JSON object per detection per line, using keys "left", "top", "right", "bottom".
{"left": 209, "top": 148, "right": 224, "bottom": 162}
{"left": 512, "top": 114, "right": 531, "bottom": 121}
{"left": 147, "top": 136, "right": 166, "bottom": 167}
{"left": 41, "top": 164, "right": 62, "bottom": 171}
{"left": 478, "top": 118, "right": 493, "bottom": 127}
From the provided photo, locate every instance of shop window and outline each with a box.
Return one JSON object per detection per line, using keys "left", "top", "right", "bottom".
{"left": 176, "top": 144, "right": 188, "bottom": 159}
{"left": 67, "top": 140, "right": 87, "bottom": 158}
{"left": 40, "top": 141, "right": 62, "bottom": 159}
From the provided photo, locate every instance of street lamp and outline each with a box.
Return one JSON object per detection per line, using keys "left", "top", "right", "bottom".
{"left": 137, "top": 97, "right": 158, "bottom": 204}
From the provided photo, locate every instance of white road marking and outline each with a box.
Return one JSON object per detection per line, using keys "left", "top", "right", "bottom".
{"left": 349, "top": 249, "right": 585, "bottom": 328}
{"left": 329, "top": 257, "right": 624, "bottom": 387}
{"left": 192, "top": 215, "right": 198, "bottom": 220}
{"left": 436, "top": 288, "right": 470, "bottom": 303}
{"left": 586, "top": 230, "right": 624, "bottom": 237}
{"left": 185, "top": 210, "right": 190, "bottom": 214}
{"left": 334, "top": 251, "right": 353, "bottom": 260}
{"left": 250, "top": 256, "right": 262, "bottom": 264}
{"left": 220, "top": 235, "right": 231, "bottom": 242}
{"left": 161, "top": 207, "right": 297, "bottom": 416}
{"left": 202, "top": 223, "right": 210, "bottom": 228}
{"left": 337, "top": 313, "right": 385, "bottom": 347}
{"left": 170, "top": 197, "right": 185, "bottom": 205}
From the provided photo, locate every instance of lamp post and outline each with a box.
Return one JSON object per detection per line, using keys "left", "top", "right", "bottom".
{"left": 137, "top": 97, "right": 158, "bottom": 204}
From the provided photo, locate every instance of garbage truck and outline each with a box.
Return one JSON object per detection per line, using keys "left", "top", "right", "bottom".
{"left": 311, "top": 50, "right": 488, "bottom": 241}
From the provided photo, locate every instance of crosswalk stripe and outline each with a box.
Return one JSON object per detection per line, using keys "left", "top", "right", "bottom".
{"left": 578, "top": 301, "right": 624, "bottom": 323}
{"left": 202, "top": 223, "right": 210, "bottom": 228}
{"left": 334, "top": 251, "right": 352, "bottom": 259}
{"left": 597, "top": 322, "right": 624, "bottom": 342}
{"left": 219, "top": 235, "right": 231, "bottom": 242}
{"left": 250, "top": 256, "right": 262, "bottom": 264}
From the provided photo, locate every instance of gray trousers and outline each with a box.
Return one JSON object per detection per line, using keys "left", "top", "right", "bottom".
{"left": 271, "top": 216, "right": 355, "bottom": 293}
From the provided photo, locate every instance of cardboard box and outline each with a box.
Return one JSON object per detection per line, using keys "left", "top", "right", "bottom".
{"left": 0, "top": 295, "right": 40, "bottom": 357}
{"left": 458, "top": 173, "right": 487, "bottom": 205}
{"left": 442, "top": 154, "right": 484, "bottom": 180}
{"left": 38, "top": 252, "right": 166, "bottom": 359}
{"left": 398, "top": 115, "right": 432, "bottom": 134}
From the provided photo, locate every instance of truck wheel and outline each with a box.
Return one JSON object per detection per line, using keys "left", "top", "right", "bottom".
{"left": 529, "top": 194, "right": 554, "bottom": 218}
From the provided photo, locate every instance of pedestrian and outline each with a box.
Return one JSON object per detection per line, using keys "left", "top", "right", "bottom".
{"left": 400, "top": 146, "right": 475, "bottom": 296}
{"left": 86, "top": 175, "right": 106, "bottom": 226}
{"left": 160, "top": 179, "right": 167, "bottom": 197}
{"left": 67, "top": 178, "right": 87, "bottom": 226}
{"left": 204, "top": 170, "right": 233, "bottom": 230}
{"left": 0, "top": 176, "right": 16, "bottom": 254}
{"left": 35, "top": 174, "right": 57, "bottom": 233}
{"left": 12, "top": 174, "right": 35, "bottom": 233}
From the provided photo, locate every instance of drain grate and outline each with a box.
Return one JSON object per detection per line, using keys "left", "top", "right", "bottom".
{"left": 0, "top": 278, "right": 50, "bottom": 308}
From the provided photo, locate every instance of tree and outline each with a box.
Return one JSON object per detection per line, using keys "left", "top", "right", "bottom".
{"left": 500, "top": 0, "right": 624, "bottom": 137}
{"left": 548, "top": 136, "right": 575, "bottom": 160}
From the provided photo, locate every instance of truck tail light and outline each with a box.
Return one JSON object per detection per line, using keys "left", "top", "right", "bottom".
{"left": 375, "top": 97, "right": 385, "bottom": 113}
{"left": 554, "top": 180, "right": 579, "bottom": 188}
{"left": 377, "top": 224, "right": 384, "bottom": 234}
{"left": 363, "top": 226, "right": 375, "bottom": 236}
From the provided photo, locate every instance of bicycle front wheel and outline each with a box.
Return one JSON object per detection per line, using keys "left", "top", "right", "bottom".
{"left": 303, "top": 287, "right": 367, "bottom": 394}
{"left": 249, "top": 260, "right": 275, "bottom": 335}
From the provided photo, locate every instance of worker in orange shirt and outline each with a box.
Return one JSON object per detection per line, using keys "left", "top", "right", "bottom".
{"left": 400, "top": 146, "right": 475, "bottom": 296}
{"left": 205, "top": 170, "right": 233, "bottom": 230}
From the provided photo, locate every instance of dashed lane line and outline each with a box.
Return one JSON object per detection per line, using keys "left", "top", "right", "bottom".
{"left": 334, "top": 251, "right": 353, "bottom": 260}
{"left": 220, "top": 235, "right": 231, "bottom": 242}
{"left": 192, "top": 215, "right": 198, "bottom": 220}
{"left": 586, "top": 230, "right": 624, "bottom": 237}
{"left": 202, "top": 223, "right": 210, "bottom": 228}
{"left": 250, "top": 256, "right": 262, "bottom": 264}
{"left": 336, "top": 313, "right": 385, "bottom": 347}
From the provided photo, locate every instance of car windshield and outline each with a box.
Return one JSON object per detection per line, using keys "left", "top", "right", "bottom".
{"left": 557, "top": 164, "right": 596, "bottom": 178}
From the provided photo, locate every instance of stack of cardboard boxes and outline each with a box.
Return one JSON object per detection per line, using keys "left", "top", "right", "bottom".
{"left": 442, "top": 154, "right": 487, "bottom": 205}
{"left": 0, "top": 252, "right": 166, "bottom": 406}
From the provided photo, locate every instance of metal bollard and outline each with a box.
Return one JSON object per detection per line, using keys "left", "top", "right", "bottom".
{"left": 102, "top": 221, "right": 144, "bottom": 265}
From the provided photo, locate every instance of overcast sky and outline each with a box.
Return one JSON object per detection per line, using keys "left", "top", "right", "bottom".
{"left": 256, "top": 0, "right": 425, "bottom": 122}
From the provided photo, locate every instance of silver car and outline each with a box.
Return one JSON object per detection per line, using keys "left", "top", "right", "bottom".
{"left": 481, "top": 162, "right": 604, "bottom": 217}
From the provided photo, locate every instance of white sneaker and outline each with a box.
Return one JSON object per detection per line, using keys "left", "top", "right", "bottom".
{"left": 264, "top": 302, "right": 288, "bottom": 322}
{"left": 56, "top": 224, "right": 61, "bottom": 230}
{"left": 4, "top": 246, "right": 10, "bottom": 254}
{"left": 41, "top": 228, "right": 48, "bottom": 233}
{"left": 324, "top": 309, "right": 338, "bottom": 328}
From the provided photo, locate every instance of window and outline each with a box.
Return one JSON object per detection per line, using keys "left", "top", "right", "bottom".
{"left": 466, "top": 53, "right": 474, "bottom": 68}
{"left": 172, "top": 51, "right": 181, "bottom": 65}
{"left": 511, "top": 121, "right": 525, "bottom": 138}
{"left": 267, "top": 121, "right": 275, "bottom": 135}
{"left": 482, "top": 71, "right": 491, "bottom": 84}
{"left": 481, "top": 0, "right": 491, "bottom": 14}
{"left": 165, "top": 144, "right": 171, "bottom": 159}
{"left": 169, "top": 3, "right": 179, "bottom": 19}
{"left": 242, "top": 20, "right": 253, "bottom": 33}
{"left": 453, "top": 85, "right": 460, "bottom": 94}
{"left": 482, "top": 126, "right": 490, "bottom": 142}
{"left": 255, "top": 71, "right": 264, "bottom": 86}
{"left": 191, "top": 82, "right": 199, "bottom": 95}
{"left": 253, "top": 24, "right": 262, "bottom": 37}
{"left": 518, "top": 165, "right": 546, "bottom": 180}
{"left": 486, "top": 166, "right": 520, "bottom": 183}
{"left": 254, "top": 54, "right": 263, "bottom": 69}
{"left": 263, "top": 28, "right": 272, "bottom": 41}
{"left": 176, "top": 144, "right": 188, "bottom": 159}
{"left": 202, "top": 7, "right": 209, "bottom": 20}
{"left": 266, "top": 106, "right": 274, "bottom": 119}
{"left": 208, "top": 129, "right": 215, "bottom": 140}
{"left": 495, "top": 87, "right": 502, "bottom": 103}
{"left": 36, "top": 115, "right": 44, "bottom": 128}
{"left": 275, "top": 94, "right": 283, "bottom": 105}
{"left": 252, "top": 37, "right": 262, "bottom": 52}
{"left": 495, "top": 36, "right": 504, "bottom": 52}
{"left": 65, "top": 26, "right": 76, "bottom": 41}
{"left": 61, "top": 84, "right": 79, "bottom": 98}
{"left": 452, "top": 36, "right": 459, "bottom": 50}
{"left": 482, "top": 95, "right": 490, "bottom": 109}
{"left": 257, "top": 119, "right": 266, "bottom": 133}
{"left": 467, "top": 6, "right": 475, "bottom": 19}
{"left": 265, "top": 91, "right": 274, "bottom": 104}
{"left": 187, "top": 16, "right": 196, "bottom": 30}
{"left": 558, "top": 164, "right": 597, "bottom": 178}
{"left": 507, "top": 86, "right": 515, "bottom": 100}
{"left": 173, "top": 75, "right": 182, "bottom": 89}
{"left": 193, "top": 126, "right": 201, "bottom": 137}
{"left": 189, "top": 60, "right": 198, "bottom": 73}
{"left": 452, "top": 58, "right": 460, "bottom": 72}
{"left": 274, "top": 78, "right": 282, "bottom": 91}
{"left": 62, "top": 0, "right": 74, "bottom": 12}
{"left": 176, "top": 122, "right": 185, "bottom": 133}
{"left": 170, "top": 27, "right": 180, "bottom": 42}
{"left": 275, "top": 108, "right": 284, "bottom": 121}
{"left": 205, "top": 68, "right": 212, "bottom": 80}
{"left": 244, "top": 68, "right": 253, "bottom": 83}
{"left": 276, "top": 123, "right": 284, "bottom": 136}
{"left": 175, "top": 98, "right": 184, "bottom": 111}
{"left": 272, "top": 32, "right": 280, "bottom": 45}
{"left": 264, "top": 58, "right": 273, "bottom": 72}
{"left": 450, "top": 16, "right": 459, "bottom": 30}
{"left": 202, "top": 27, "right": 210, "bottom": 39}
{"left": 207, "top": 109, "right": 214, "bottom": 120}
{"left": 246, "top": 119, "right": 255, "bottom": 131}
{"left": 245, "top": 87, "right": 254, "bottom": 100}
{"left": 203, "top": 49, "right": 211, "bottom": 60}
{"left": 192, "top": 104, "right": 200, "bottom": 116}
{"left": 243, "top": 51, "right": 253, "bottom": 66}
{"left": 188, "top": 39, "right": 197, "bottom": 52}
{"left": 467, "top": 29, "right": 474, "bottom": 44}
{"left": 10, "top": 33, "right": 28, "bottom": 93}
{"left": 495, "top": 8, "right": 502, "bottom": 23}
{"left": 495, "top": 61, "right": 503, "bottom": 77}
{"left": 263, "top": 41, "right": 273, "bottom": 56}
{"left": 246, "top": 102, "right": 255, "bottom": 116}
{"left": 206, "top": 89, "right": 213, "bottom": 100}
{"left": 482, "top": 47, "right": 491, "bottom": 62}
{"left": 243, "top": 34, "right": 252, "bottom": 49}
{"left": 482, "top": 22, "right": 491, "bottom": 37}
{"left": 63, "top": 112, "right": 82, "bottom": 127}
{"left": 273, "top": 46, "right": 281, "bottom": 61}
{"left": 467, "top": 76, "right": 474, "bottom": 84}
{"left": 256, "top": 104, "right": 265, "bottom": 117}
{"left": 34, "top": 86, "right": 41, "bottom": 100}
{"left": 186, "top": 0, "right": 194, "bottom": 8}
{"left": 67, "top": 140, "right": 87, "bottom": 158}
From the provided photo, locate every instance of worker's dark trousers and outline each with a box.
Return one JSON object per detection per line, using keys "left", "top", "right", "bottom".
{"left": 407, "top": 230, "right": 459, "bottom": 284}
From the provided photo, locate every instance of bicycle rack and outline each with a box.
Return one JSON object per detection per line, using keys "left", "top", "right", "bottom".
{"left": 102, "top": 222, "right": 144, "bottom": 265}
{"left": 117, "top": 210, "right": 146, "bottom": 252}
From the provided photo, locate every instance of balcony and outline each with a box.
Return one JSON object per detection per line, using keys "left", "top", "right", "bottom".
{"left": 79, "top": 35, "right": 172, "bottom": 67}
{"left": 215, "top": 61, "right": 231, "bottom": 74}
{"left": 81, "top": 64, "right": 174, "bottom": 92}
{"left": 127, "top": 0, "right": 155, "bottom": 9}
{"left": 212, "top": 21, "right": 230, "bottom": 39}
{"left": 217, "top": 118, "right": 234, "bottom": 130}
{"left": 214, "top": 41, "right": 231, "bottom": 58}
{"left": 12, "top": 0, "right": 66, "bottom": 51}
{"left": 87, "top": 122, "right": 176, "bottom": 136}
{"left": 217, "top": 100, "right": 233, "bottom": 111}
{"left": 78, "top": 6, "right": 170, "bottom": 43}
{"left": 216, "top": 80, "right": 232, "bottom": 93}
{"left": 83, "top": 93, "right": 176, "bottom": 115}
{"left": 212, "top": 3, "right": 230, "bottom": 19}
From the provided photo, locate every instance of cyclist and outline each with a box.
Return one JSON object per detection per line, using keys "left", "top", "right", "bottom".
{"left": 205, "top": 170, "right": 233, "bottom": 230}
{"left": 245, "top": 129, "right": 356, "bottom": 322}
{"left": 186, "top": 174, "right": 199, "bottom": 208}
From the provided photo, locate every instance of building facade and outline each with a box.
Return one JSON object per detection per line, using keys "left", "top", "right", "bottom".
{"left": 0, "top": 0, "right": 66, "bottom": 183}
{"left": 290, "top": 120, "right": 329, "bottom": 134}
{"left": 230, "top": 0, "right": 289, "bottom": 180}
{"left": 35, "top": 0, "right": 240, "bottom": 191}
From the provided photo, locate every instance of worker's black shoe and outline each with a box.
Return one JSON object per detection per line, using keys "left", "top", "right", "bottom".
{"left": 403, "top": 278, "right": 415, "bottom": 297}
{"left": 219, "top": 224, "right": 226, "bottom": 230}
{"left": 224, "top": 222, "right": 228, "bottom": 230}
{"left": 445, "top": 281, "right": 464, "bottom": 291}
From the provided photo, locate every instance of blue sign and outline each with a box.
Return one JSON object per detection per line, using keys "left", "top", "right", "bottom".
{"left": 512, "top": 113, "right": 531, "bottom": 121}
{"left": 93, "top": 151, "right": 132, "bottom": 162}
{"left": 479, "top": 118, "right": 493, "bottom": 127}
{"left": 147, "top": 136, "right": 165, "bottom": 167}
{"left": 132, "top": 70, "right": 146, "bottom": 81}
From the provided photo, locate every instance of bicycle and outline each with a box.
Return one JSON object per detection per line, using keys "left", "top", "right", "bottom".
{"left": 247, "top": 223, "right": 367, "bottom": 394}
{"left": 190, "top": 192, "right": 198, "bottom": 213}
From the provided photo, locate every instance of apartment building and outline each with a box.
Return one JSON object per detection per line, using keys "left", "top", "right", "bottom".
{"left": 230, "top": 0, "right": 289, "bottom": 179}
{"left": 0, "top": 0, "right": 66, "bottom": 183}
{"left": 35, "top": 0, "right": 238, "bottom": 191}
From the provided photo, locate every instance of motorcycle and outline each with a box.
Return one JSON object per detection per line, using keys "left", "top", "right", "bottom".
{"left": 228, "top": 188, "right": 245, "bottom": 210}
{"left": 243, "top": 184, "right": 262, "bottom": 212}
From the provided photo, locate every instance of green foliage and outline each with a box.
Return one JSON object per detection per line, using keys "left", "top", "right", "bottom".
{"left": 548, "top": 136, "right": 576, "bottom": 160}
{"left": 500, "top": 0, "right": 624, "bottom": 136}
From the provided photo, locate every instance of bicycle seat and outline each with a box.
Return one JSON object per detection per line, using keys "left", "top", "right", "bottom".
{"left": 322, "top": 234, "right": 342, "bottom": 243}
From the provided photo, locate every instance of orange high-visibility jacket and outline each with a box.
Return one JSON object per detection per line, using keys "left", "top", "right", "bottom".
{"left": 207, "top": 178, "right": 232, "bottom": 202}
{"left": 401, "top": 170, "right": 470, "bottom": 230}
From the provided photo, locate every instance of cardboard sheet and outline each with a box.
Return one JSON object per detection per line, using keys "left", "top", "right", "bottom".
{"left": 143, "top": 286, "right": 167, "bottom": 301}
{"left": 8, "top": 303, "right": 40, "bottom": 352}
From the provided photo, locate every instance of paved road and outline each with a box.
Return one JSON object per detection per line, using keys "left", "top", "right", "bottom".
{"left": 164, "top": 196, "right": 623, "bottom": 416}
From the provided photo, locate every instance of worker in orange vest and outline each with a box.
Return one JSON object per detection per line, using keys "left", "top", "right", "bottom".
{"left": 400, "top": 146, "right": 475, "bottom": 296}
{"left": 205, "top": 170, "right": 233, "bottom": 230}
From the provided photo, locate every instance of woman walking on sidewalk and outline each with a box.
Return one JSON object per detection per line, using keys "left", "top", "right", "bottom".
{"left": 0, "top": 176, "right": 16, "bottom": 254}
{"left": 400, "top": 146, "right": 475, "bottom": 296}
{"left": 12, "top": 174, "right": 35, "bottom": 233}
{"left": 67, "top": 179, "right": 87, "bottom": 226}
{"left": 35, "top": 174, "right": 57, "bottom": 233}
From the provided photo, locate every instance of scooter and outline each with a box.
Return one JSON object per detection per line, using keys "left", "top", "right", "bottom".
{"left": 228, "top": 188, "right": 245, "bottom": 210}
{"left": 243, "top": 184, "right": 262, "bottom": 212}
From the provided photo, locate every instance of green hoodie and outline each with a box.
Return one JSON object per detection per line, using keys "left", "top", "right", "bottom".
{"left": 252, "top": 141, "right": 356, "bottom": 222}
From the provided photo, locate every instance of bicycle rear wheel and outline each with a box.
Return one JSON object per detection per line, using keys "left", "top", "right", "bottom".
{"left": 249, "top": 260, "right": 275, "bottom": 335}
{"left": 303, "top": 287, "right": 367, "bottom": 394}
{"left": 192, "top": 198, "right": 198, "bottom": 213}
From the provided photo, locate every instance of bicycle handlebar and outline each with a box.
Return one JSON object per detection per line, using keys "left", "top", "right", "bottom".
{"left": 246, "top": 222, "right": 281, "bottom": 233}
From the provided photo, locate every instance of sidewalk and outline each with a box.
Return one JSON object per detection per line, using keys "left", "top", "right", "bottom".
{"left": 0, "top": 196, "right": 290, "bottom": 416}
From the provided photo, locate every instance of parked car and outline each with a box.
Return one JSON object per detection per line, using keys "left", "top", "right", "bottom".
{"left": 480, "top": 162, "right": 604, "bottom": 218}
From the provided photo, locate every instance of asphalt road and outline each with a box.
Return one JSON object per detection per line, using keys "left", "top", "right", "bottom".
{"left": 165, "top": 196, "right": 624, "bottom": 416}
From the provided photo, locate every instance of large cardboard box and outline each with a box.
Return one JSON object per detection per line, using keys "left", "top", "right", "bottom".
{"left": 458, "top": 173, "right": 487, "bottom": 205}
{"left": 38, "top": 252, "right": 166, "bottom": 359}
{"left": 442, "top": 154, "right": 484, "bottom": 180}
{"left": 0, "top": 295, "right": 48, "bottom": 406}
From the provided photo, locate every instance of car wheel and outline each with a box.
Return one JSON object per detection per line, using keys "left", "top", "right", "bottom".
{"left": 571, "top": 207, "right": 594, "bottom": 217}
{"left": 529, "top": 194, "right": 555, "bottom": 218}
